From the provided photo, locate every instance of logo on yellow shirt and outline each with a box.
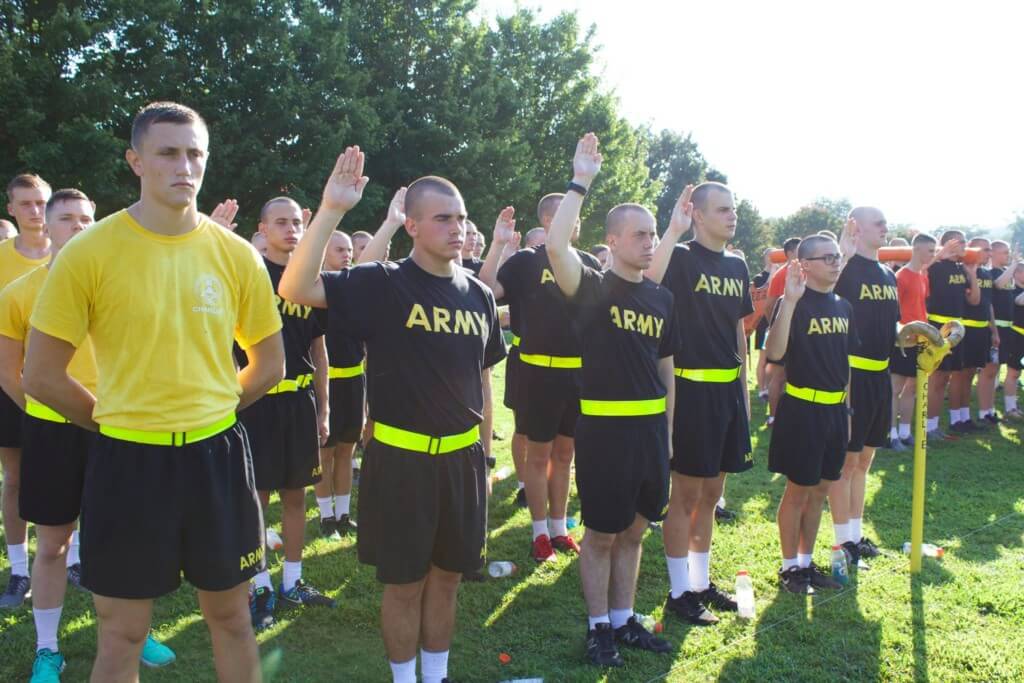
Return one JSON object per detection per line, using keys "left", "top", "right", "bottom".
{"left": 193, "top": 274, "right": 224, "bottom": 315}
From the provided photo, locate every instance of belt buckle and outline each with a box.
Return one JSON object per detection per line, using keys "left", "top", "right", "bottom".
{"left": 427, "top": 436, "right": 440, "bottom": 455}
{"left": 173, "top": 431, "right": 184, "bottom": 447}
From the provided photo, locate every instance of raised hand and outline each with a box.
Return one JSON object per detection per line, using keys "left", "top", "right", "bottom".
{"left": 386, "top": 187, "right": 407, "bottom": 226}
{"left": 321, "top": 146, "right": 369, "bottom": 213}
{"left": 839, "top": 216, "right": 858, "bottom": 256}
{"left": 935, "top": 238, "right": 962, "bottom": 262}
{"left": 503, "top": 230, "right": 522, "bottom": 257}
{"left": 302, "top": 207, "right": 312, "bottom": 228}
{"left": 210, "top": 199, "right": 239, "bottom": 231}
{"left": 783, "top": 259, "right": 806, "bottom": 302}
{"left": 493, "top": 206, "right": 516, "bottom": 245}
{"left": 572, "top": 132, "right": 603, "bottom": 187}
{"left": 668, "top": 184, "right": 694, "bottom": 237}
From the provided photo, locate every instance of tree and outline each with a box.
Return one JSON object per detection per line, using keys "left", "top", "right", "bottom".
{"left": 766, "top": 197, "right": 851, "bottom": 246}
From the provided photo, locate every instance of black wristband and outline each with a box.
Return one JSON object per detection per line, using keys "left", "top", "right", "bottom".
{"left": 567, "top": 181, "right": 588, "bottom": 196}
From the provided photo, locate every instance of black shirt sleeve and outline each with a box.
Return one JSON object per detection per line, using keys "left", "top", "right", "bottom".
{"left": 482, "top": 287, "right": 507, "bottom": 369}
{"left": 496, "top": 251, "right": 526, "bottom": 302}
{"left": 658, "top": 290, "right": 681, "bottom": 359}
{"left": 321, "top": 263, "right": 388, "bottom": 342}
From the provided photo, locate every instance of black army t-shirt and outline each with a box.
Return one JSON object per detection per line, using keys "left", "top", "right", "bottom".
{"left": 777, "top": 289, "right": 857, "bottom": 393}
{"left": 834, "top": 254, "right": 900, "bottom": 361}
{"left": 927, "top": 259, "right": 969, "bottom": 319}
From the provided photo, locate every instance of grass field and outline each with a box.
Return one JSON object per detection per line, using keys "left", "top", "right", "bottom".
{"left": 1, "top": 354, "right": 1023, "bottom": 682}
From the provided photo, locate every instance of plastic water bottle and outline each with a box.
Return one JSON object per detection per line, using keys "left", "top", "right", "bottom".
{"left": 735, "top": 570, "right": 755, "bottom": 619}
{"left": 830, "top": 545, "right": 849, "bottom": 585}
{"left": 490, "top": 465, "right": 512, "bottom": 483}
{"left": 566, "top": 517, "right": 578, "bottom": 530}
{"left": 266, "top": 528, "right": 283, "bottom": 551}
{"left": 487, "top": 561, "right": 517, "bottom": 578}
{"left": 903, "top": 542, "right": 945, "bottom": 558}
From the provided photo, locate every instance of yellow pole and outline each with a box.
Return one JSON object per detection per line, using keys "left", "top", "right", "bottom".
{"left": 910, "top": 363, "right": 928, "bottom": 573}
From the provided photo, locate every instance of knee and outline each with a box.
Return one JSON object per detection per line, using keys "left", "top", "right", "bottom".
{"left": 583, "top": 530, "right": 616, "bottom": 553}
{"left": 35, "top": 537, "right": 67, "bottom": 563}
{"left": 98, "top": 619, "right": 150, "bottom": 648}
{"left": 386, "top": 580, "right": 427, "bottom": 606}
{"left": 206, "top": 604, "right": 254, "bottom": 639}
{"left": 1, "top": 467, "right": 19, "bottom": 489}
{"left": 852, "top": 454, "right": 874, "bottom": 476}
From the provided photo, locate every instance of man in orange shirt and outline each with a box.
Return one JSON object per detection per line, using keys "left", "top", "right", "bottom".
{"left": 763, "top": 238, "right": 800, "bottom": 425}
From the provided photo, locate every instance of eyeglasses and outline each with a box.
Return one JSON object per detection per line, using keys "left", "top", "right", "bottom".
{"left": 803, "top": 253, "right": 842, "bottom": 265}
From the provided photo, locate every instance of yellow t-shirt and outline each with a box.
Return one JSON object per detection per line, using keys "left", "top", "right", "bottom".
{"left": 0, "top": 237, "right": 49, "bottom": 289}
{"left": 0, "top": 266, "right": 99, "bottom": 396}
{"left": 31, "top": 210, "right": 282, "bottom": 432}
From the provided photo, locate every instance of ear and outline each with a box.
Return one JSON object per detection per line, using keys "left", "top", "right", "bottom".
{"left": 404, "top": 216, "right": 416, "bottom": 239}
{"left": 125, "top": 148, "right": 143, "bottom": 178}
{"left": 258, "top": 222, "right": 268, "bottom": 236}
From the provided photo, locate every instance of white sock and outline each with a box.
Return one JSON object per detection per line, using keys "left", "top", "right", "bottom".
{"left": 549, "top": 518, "right": 567, "bottom": 538}
{"left": 420, "top": 649, "right": 449, "bottom": 683}
{"left": 688, "top": 551, "right": 710, "bottom": 592}
{"left": 782, "top": 557, "right": 799, "bottom": 571}
{"left": 797, "top": 553, "right": 812, "bottom": 568}
{"left": 666, "top": 555, "right": 690, "bottom": 598}
{"left": 927, "top": 417, "right": 939, "bottom": 431}
{"left": 959, "top": 407, "right": 970, "bottom": 422}
{"left": 717, "top": 496, "right": 726, "bottom": 508}
{"left": 334, "top": 494, "right": 351, "bottom": 517}
{"left": 282, "top": 560, "right": 302, "bottom": 590}
{"left": 889, "top": 426, "right": 899, "bottom": 439}
{"left": 253, "top": 570, "right": 273, "bottom": 591}
{"left": 34, "top": 606, "right": 62, "bottom": 652}
{"left": 766, "top": 415, "right": 774, "bottom": 425}
{"left": 849, "top": 517, "right": 863, "bottom": 542}
{"left": 66, "top": 531, "right": 80, "bottom": 567}
{"left": 8, "top": 543, "right": 28, "bottom": 577}
{"left": 948, "top": 408, "right": 959, "bottom": 424}
{"left": 389, "top": 657, "right": 416, "bottom": 683}
{"left": 609, "top": 607, "right": 634, "bottom": 629}
{"left": 899, "top": 423, "right": 912, "bottom": 439}
{"left": 587, "top": 614, "right": 610, "bottom": 630}
{"left": 1005, "top": 396, "right": 1018, "bottom": 412}
{"left": 517, "top": 481, "right": 525, "bottom": 490}
{"left": 532, "top": 520, "right": 549, "bottom": 540}
{"left": 316, "top": 496, "right": 333, "bottom": 520}
{"left": 834, "top": 522, "right": 850, "bottom": 545}
{"left": 979, "top": 408, "right": 992, "bottom": 418}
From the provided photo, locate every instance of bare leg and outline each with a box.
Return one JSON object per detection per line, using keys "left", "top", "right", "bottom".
{"left": 0, "top": 447, "right": 26, "bottom": 546}
{"left": 524, "top": 440, "right": 554, "bottom": 523}
{"left": 547, "top": 435, "right": 574, "bottom": 521}
{"left": 90, "top": 595, "right": 152, "bottom": 683}
{"left": 198, "top": 583, "right": 261, "bottom": 683}
{"left": 608, "top": 516, "right": 648, "bottom": 611}
{"left": 579, "top": 528, "right": 615, "bottom": 617}
{"left": 279, "top": 488, "right": 306, "bottom": 563}
{"left": 419, "top": 565, "right": 462, "bottom": 652}
{"left": 381, "top": 578, "right": 426, "bottom": 664}
{"left": 688, "top": 474, "right": 726, "bottom": 553}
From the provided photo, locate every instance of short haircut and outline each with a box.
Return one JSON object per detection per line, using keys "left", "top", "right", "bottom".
{"left": 991, "top": 239, "right": 1010, "bottom": 250}
{"left": 912, "top": 233, "right": 936, "bottom": 247}
{"left": 525, "top": 227, "right": 546, "bottom": 246}
{"left": 605, "top": 203, "right": 653, "bottom": 237}
{"left": 351, "top": 230, "right": 372, "bottom": 243}
{"left": 6, "top": 174, "right": 51, "bottom": 201}
{"left": 590, "top": 244, "right": 609, "bottom": 256}
{"left": 465, "top": 219, "right": 478, "bottom": 232}
{"left": 45, "top": 188, "right": 94, "bottom": 219}
{"left": 259, "top": 196, "right": 300, "bottom": 223}
{"left": 888, "top": 237, "right": 909, "bottom": 246}
{"left": 537, "top": 193, "right": 564, "bottom": 223}
{"left": 817, "top": 230, "right": 837, "bottom": 240}
{"left": 690, "top": 182, "right": 731, "bottom": 211}
{"left": 782, "top": 237, "right": 801, "bottom": 256}
{"left": 797, "top": 234, "right": 835, "bottom": 260}
{"left": 967, "top": 236, "right": 989, "bottom": 248}
{"left": 405, "top": 176, "right": 460, "bottom": 219}
{"left": 939, "top": 229, "right": 965, "bottom": 245}
{"left": 131, "top": 101, "right": 207, "bottom": 151}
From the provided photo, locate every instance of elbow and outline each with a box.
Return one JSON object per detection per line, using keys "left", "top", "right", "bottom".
{"left": 20, "top": 364, "right": 47, "bottom": 402}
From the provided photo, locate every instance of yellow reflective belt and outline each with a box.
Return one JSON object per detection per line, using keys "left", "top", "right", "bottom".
{"left": 519, "top": 352, "right": 582, "bottom": 369}
{"left": 328, "top": 365, "right": 364, "bottom": 379}
{"left": 785, "top": 383, "right": 846, "bottom": 405}
{"left": 511, "top": 335, "right": 521, "bottom": 347}
{"left": 1013, "top": 325, "right": 1024, "bottom": 337}
{"left": 849, "top": 355, "right": 889, "bottom": 371}
{"left": 580, "top": 397, "right": 666, "bottom": 417}
{"left": 674, "top": 367, "right": 742, "bottom": 382}
{"left": 24, "top": 399, "right": 70, "bottom": 424}
{"left": 928, "top": 314, "right": 986, "bottom": 328}
{"left": 373, "top": 421, "right": 480, "bottom": 455}
{"left": 959, "top": 319, "right": 989, "bottom": 328}
{"left": 267, "top": 373, "right": 314, "bottom": 394}
{"left": 995, "top": 320, "right": 1012, "bottom": 328}
{"left": 99, "top": 413, "right": 237, "bottom": 447}
{"left": 928, "top": 314, "right": 958, "bottom": 324}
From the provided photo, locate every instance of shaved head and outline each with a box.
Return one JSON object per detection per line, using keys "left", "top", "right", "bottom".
{"left": 537, "top": 193, "right": 564, "bottom": 225}
{"left": 940, "top": 229, "right": 965, "bottom": 245}
{"left": 690, "top": 182, "right": 731, "bottom": 211}
{"left": 405, "top": 176, "right": 461, "bottom": 220}
{"left": 525, "top": 227, "right": 546, "bottom": 248}
{"left": 797, "top": 234, "right": 835, "bottom": 260}
{"left": 849, "top": 206, "right": 883, "bottom": 223}
{"left": 605, "top": 203, "right": 654, "bottom": 237}
{"left": 260, "top": 196, "right": 301, "bottom": 223}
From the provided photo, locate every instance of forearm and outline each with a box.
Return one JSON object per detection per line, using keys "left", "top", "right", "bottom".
{"left": 0, "top": 340, "right": 25, "bottom": 408}
{"left": 737, "top": 322, "right": 750, "bottom": 420}
{"left": 481, "top": 369, "right": 493, "bottom": 457}
{"left": 237, "top": 335, "right": 286, "bottom": 411}
{"left": 659, "top": 359, "right": 675, "bottom": 442}
{"left": 764, "top": 300, "right": 795, "bottom": 361}
{"left": 964, "top": 271, "right": 981, "bottom": 305}
{"left": 547, "top": 190, "right": 584, "bottom": 296}
{"left": 478, "top": 239, "right": 506, "bottom": 295}
{"left": 357, "top": 218, "right": 402, "bottom": 264}
{"left": 311, "top": 336, "right": 329, "bottom": 412}
{"left": 279, "top": 207, "right": 343, "bottom": 306}
{"left": 25, "top": 370, "right": 96, "bottom": 430}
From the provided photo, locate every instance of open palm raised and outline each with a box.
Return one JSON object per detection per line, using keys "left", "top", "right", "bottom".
{"left": 322, "top": 146, "right": 369, "bottom": 213}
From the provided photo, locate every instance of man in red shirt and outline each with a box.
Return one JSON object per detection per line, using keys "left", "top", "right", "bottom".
{"left": 763, "top": 238, "right": 800, "bottom": 425}
{"left": 889, "top": 234, "right": 934, "bottom": 447}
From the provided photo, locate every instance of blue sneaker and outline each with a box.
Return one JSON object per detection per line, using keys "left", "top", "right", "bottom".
{"left": 30, "top": 648, "right": 65, "bottom": 683}
{"left": 139, "top": 634, "right": 176, "bottom": 668}
{"left": 250, "top": 585, "right": 277, "bottom": 630}
{"left": 278, "top": 579, "right": 336, "bottom": 608}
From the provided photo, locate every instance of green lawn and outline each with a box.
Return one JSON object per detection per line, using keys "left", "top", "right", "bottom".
{"left": 2, "top": 354, "right": 1023, "bottom": 682}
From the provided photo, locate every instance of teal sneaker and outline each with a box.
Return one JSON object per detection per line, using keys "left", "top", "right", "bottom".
{"left": 139, "top": 634, "right": 176, "bottom": 668}
{"left": 30, "top": 648, "right": 65, "bottom": 683}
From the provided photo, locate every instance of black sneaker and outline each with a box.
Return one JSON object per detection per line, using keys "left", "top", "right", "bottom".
{"left": 888, "top": 437, "right": 907, "bottom": 452}
{"left": 585, "top": 622, "right": 624, "bottom": 667}
{"left": 714, "top": 505, "right": 737, "bottom": 522}
{"left": 949, "top": 421, "right": 969, "bottom": 434}
{"left": 778, "top": 566, "right": 810, "bottom": 594}
{"left": 462, "top": 569, "right": 487, "bottom": 582}
{"left": 319, "top": 517, "right": 339, "bottom": 538}
{"left": 278, "top": 579, "right": 337, "bottom": 608}
{"left": 963, "top": 419, "right": 985, "bottom": 432}
{"left": 900, "top": 435, "right": 914, "bottom": 447}
{"left": 841, "top": 540, "right": 861, "bottom": 566}
{"left": 857, "top": 536, "right": 881, "bottom": 558}
{"left": 514, "top": 487, "right": 527, "bottom": 508}
{"left": 803, "top": 563, "right": 844, "bottom": 590}
{"left": 250, "top": 586, "right": 276, "bottom": 630}
{"left": 614, "top": 616, "right": 671, "bottom": 653}
{"left": 0, "top": 573, "right": 30, "bottom": 608}
{"left": 335, "top": 514, "right": 357, "bottom": 534}
{"left": 983, "top": 413, "right": 1000, "bottom": 426}
{"left": 67, "top": 563, "right": 88, "bottom": 592}
{"left": 664, "top": 591, "right": 718, "bottom": 625}
{"left": 699, "top": 582, "right": 738, "bottom": 612}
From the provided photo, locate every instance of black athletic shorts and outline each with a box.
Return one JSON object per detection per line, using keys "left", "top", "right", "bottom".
{"left": 755, "top": 319, "right": 768, "bottom": 351}
{"left": 19, "top": 415, "right": 93, "bottom": 526}
{"left": 961, "top": 325, "right": 991, "bottom": 369}
{"left": 357, "top": 439, "right": 486, "bottom": 584}
{"left": 503, "top": 347, "right": 519, "bottom": 411}
{"left": 575, "top": 414, "right": 669, "bottom": 534}
{"left": 0, "top": 389, "right": 22, "bottom": 448}
{"left": 769, "top": 394, "right": 848, "bottom": 486}
{"left": 240, "top": 389, "right": 321, "bottom": 490}
{"left": 1006, "top": 329, "right": 1024, "bottom": 370}
{"left": 516, "top": 363, "right": 580, "bottom": 442}
{"left": 80, "top": 422, "right": 265, "bottom": 598}
{"left": 932, "top": 321, "right": 964, "bottom": 371}
{"left": 890, "top": 344, "right": 918, "bottom": 378}
{"left": 847, "top": 368, "right": 891, "bottom": 452}
{"left": 672, "top": 377, "right": 752, "bottom": 477}
{"left": 997, "top": 327, "right": 1014, "bottom": 364}
{"left": 326, "top": 376, "right": 366, "bottom": 447}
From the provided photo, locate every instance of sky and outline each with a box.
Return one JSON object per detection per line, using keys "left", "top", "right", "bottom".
{"left": 475, "top": 0, "right": 1023, "bottom": 232}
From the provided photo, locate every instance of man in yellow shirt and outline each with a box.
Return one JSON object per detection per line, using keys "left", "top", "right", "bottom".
{"left": 23, "top": 102, "right": 284, "bottom": 683}
{"left": 0, "top": 174, "right": 52, "bottom": 609}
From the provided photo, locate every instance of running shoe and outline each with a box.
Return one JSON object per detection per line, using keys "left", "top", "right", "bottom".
{"left": 699, "top": 582, "right": 738, "bottom": 612}
{"left": 841, "top": 540, "right": 861, "bottom": 566}
{"left": 514, "top": 487, "right": 528, "bottom": 508}
{"left": 983, "top": 413, "right": 1001, "bottom": 426}
{"left": 1005, "top": 408, "right": 1024, "bottom": 421}
{"left": 531, "top": 534, "right": 556, "bottom": 562}
{"left": 552, "top": 535, "right": 581, "bottom": 554}
{"left": 614, "top": 616, "right": 671, "bottom": 653}
{"left": 0, "top": 573, "right": 30, "bottom": 607}
{"left": 803, "top": 563, "right": 843, "bottom": 590}
{"left": 857, "top": 536, "right": 881, "bottom": 558}
{"left": 250, "top": 585, "right": 276, "bottom": 630}
{"left": 66, "top": 563, "right": 86, "bottom": 592}
{"left": 139, "top": 634, "right": 176, "bottom": 668}
{"left": 949, "top": 421, "right": 970, "bottom": 435}
{"left": 319, "top": 517, "right": 339, "bottom": 538}
{"left": 335, "top": 514, "right": 357, "bottom": 534}
{"left": 664, "top": 591, "right": 718, "bottom": 625}
{"left": 278, "top": 579, "right": 337, "bottom": 608}
{"left": 584, "top": 622, "right": 624, "bottom": 667}
{"left": 30, "top": 648, "right": 65, "bottom": 683}
{"left": 889, "top": 437, "right": 906, "bottom": 452}
{"left": 900, "top": 434, "right": 914, "bottom": 447}
{"left": 714, "top": 505, "right": 737, "bottom": 522}
{"left": 926, "top": 428, "right": 957, "bottom": 443}
{"left": 778, "top": 566, "right": 810, "bottom": 594}
{"left": 962, "top": 419, "right": 985, "bottom": 432}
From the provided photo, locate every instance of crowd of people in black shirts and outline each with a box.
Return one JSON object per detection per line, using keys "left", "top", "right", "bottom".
{"left": 0, "top": 101, "right": 1022, "bottom": 682}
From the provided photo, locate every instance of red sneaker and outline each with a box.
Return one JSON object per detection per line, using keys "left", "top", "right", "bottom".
{"left": 532, "top": 534, "right": 556, "bottom": 562}
{"left": 552, "top": 534, "right": 581, "bottom": 554}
